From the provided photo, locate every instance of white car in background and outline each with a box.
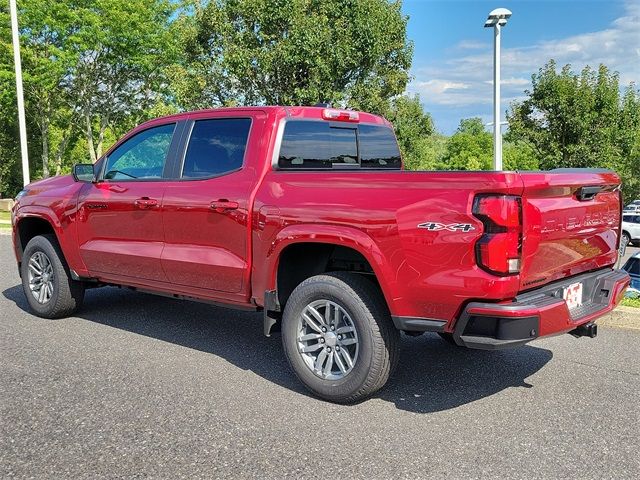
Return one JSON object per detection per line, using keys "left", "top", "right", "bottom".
{"left": 623, "top": 200, "right": 640, "bottom": 214}
{"left": 622, "top": 213, "right": 640, "bottom": 247}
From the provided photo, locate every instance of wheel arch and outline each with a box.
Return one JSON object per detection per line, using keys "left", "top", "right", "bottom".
{"left": 14, "top": 211, "right": 61, "bottom": 264}
{"left": 263, "top": 224, "right": 399, "bottom": 315}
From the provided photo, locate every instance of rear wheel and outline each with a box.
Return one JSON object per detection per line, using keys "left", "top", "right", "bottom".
{"left": 21, "top": 234, "right": 85, "bottom": 318}
{"left": 622, "top": 232, "right": 631, "bottom": 247}
{"left": 281, "top": 272, "right": 400, "bottom": 403}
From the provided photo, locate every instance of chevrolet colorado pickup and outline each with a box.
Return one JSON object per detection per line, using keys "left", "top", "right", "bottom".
{"left": 12, "top": 106, "right": 630, "bottom": 403}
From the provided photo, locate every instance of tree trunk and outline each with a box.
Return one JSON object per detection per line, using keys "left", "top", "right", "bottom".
{"left": 96, "top": 115, "right": 109, "bottom": 159}
{"left": 41, "top": 120, "right": 50, "bottom": 178}
{"left": 54, "top": 128, "right": 73, "bottom": 176}
{"left": 85, "top": 110, "right": 97, "bottom": 163}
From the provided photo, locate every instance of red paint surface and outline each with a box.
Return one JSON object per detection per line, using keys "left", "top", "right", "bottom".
{"left": 12, "top": 106, "right": 628, "bottom": 338}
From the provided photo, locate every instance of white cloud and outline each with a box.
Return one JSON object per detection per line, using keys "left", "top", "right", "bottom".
{"left": 409, "top": 0, "right": 640, "bottom": 113}
{"left": 483, "top": 77, "right": 530, "bottom": 87}
{"left": 455, "top": 40, "right": 491, "bottom": 50}
{"left": 413, "top": 79, "right": 470, "bottom": 95}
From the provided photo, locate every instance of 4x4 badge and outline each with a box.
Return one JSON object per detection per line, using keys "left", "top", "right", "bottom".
{"left": 418, "top": 222, "right": 475, "bottom": 232}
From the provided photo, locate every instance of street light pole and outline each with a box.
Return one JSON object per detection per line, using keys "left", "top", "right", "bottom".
{"left": 484, "top": 8, "right": 512, "bottom": 171}
{"left": 493, "top": 23, "right": 502, "bottom": 170}
{"left": 9, "top": 0, "right": 30, "bottom": 186}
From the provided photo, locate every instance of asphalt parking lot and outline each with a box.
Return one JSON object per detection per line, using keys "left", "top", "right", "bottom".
{"left": 1, "top": 235, "right": 639, "bottom": 479}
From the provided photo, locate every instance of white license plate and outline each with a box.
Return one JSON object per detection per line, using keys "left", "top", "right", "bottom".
{"left": 563, "top": 282, "right": 584, "bottom": 310}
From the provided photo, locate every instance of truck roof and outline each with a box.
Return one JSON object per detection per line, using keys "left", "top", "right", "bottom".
{"left": 137, "top": 106, "right": 391, "bottom": 130}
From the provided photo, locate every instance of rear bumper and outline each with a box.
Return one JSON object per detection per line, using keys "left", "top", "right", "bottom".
{"left": 452, "top": 268, "right": 630, "bottom": 350}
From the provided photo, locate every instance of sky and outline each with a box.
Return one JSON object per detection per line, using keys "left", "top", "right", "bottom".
{"left": 402, "top": 0, "right": 640, "bottom": 134}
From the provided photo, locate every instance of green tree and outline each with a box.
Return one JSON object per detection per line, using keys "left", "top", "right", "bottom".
{"left": 503, "top": 141, "right": 539, "bottom": 171}
{"left": 385, "top": 94, "right": 434, "bottom": 170}
{"left": 440, "top": 118, "right": 493, "bottom": 170}
{"left": 174, "top": 0, "right": 412, "bottom": 111}
{"left": 507, "top": 60, "right": 640, "bottom": 201}
{"left": 19, "top": 0, "right": 83, "bottom": 177}
{"left": 71, "top": 0, "right": 177, "bottom": 162}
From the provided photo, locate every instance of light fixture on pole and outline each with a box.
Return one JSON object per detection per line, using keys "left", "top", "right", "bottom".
{"left": 484, "top": 7, "right": 511, "bottom": 171}
{"left": 9, "top": 0, "right": 30, "bottom": 186}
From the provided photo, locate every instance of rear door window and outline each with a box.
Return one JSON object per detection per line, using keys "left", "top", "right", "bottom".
{"left": 182, "top": 118, "right": 252, "bottom": 178}
{"left": 277, "top": 120, "right": 400, "bottom": 169}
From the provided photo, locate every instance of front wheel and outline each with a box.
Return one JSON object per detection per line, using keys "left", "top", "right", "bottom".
{"left": 281, "top": 272, "right": 400, "bottom": 403}
{"left": 622, "top": 232, "right": 631, "bottom": 248}
{"left": 21, "top": 234, "right": 85, "bottom": 318}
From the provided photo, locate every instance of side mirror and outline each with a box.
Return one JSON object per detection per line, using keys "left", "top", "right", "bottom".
{"left": 72, "top": 164, "right": 95, "bottom": 182}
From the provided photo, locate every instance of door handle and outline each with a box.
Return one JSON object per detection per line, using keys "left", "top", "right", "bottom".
{"left": 134, "top": 197, "right": 159, "bottom": 209}
{"left": 86, "top": 203, "right": 107, "bottom": 210}
{"left": 210, "top": 200, "right": 239, "bottom": 213}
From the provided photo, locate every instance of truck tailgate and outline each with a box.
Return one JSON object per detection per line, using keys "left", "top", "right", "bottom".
{"left": 519, "top": 170, "right": 621, "bottom": 292}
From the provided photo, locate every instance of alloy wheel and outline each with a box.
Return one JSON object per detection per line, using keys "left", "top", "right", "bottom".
{"left": 27, "top": 251, "right": 54, "bottom": 304}
{"left": 296, "top": 299, "right": 359, "bottom": 380}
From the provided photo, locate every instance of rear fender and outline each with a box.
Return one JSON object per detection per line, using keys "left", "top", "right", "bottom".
{"left": 264, "top": 224, "right": 399, "bottom": 313}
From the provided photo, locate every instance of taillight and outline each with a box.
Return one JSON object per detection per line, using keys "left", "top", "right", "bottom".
{"left": 322, "top": 108, "right": 359, "bottom": 122}
{"left": 473, "top": 194, "right": 522, "bottom": 275}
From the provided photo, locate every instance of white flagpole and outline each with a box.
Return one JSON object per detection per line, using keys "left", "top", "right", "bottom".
{"left": 9, "top": 0, "right": 30, "bottom": 186}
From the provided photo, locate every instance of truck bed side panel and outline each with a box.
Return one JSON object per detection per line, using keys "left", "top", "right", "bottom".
{"left": 253, "top": 171, "right": 524, "bottom": 323}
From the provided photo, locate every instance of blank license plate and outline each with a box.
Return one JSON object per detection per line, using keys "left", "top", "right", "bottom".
{"left": 563, "top": 282, "right": 584, "bottom": 310}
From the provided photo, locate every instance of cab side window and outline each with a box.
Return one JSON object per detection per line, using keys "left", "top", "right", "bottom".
{"left": 182, "top": 118, "right": 252, "bottom": 178}
{"left": 103, "top": 124, "right": 175, "bottom": 180}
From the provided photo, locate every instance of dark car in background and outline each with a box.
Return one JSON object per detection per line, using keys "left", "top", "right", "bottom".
{"left": 622, "top": 253, "right": 640, "bottom": 294}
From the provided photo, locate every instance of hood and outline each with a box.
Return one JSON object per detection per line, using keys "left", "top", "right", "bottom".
{"left": 19, "top": 174, "right": 82, "bottom": 207}
{"left": 26, "top": 174, "right": 75, "bottom": 193}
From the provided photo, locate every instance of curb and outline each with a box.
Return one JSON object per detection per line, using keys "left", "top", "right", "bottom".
{"left": 598, "top": 305, "right": 640, "bottom": 331}
{"left": 617, "top": 305, "right": 640, "bottom": 314}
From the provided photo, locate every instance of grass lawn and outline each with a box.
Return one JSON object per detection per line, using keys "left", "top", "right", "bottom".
{"left": 0, "top": 211, "right": 11, "bottom": 228}
{"left": 622, "top": 296, "right": 640, "bottom": 308}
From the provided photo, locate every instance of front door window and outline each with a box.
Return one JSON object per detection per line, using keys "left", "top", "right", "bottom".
{"left": 103, "top": 124, "right": 175, "bottom": 180}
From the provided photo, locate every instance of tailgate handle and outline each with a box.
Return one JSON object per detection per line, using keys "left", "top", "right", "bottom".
{"left": 577, "top": 186, "right": 601, "bottom": 201}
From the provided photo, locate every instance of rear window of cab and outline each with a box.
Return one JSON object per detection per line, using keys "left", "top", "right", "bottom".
{"left": 277, "top": 120, "right": 401, "bottom": 170}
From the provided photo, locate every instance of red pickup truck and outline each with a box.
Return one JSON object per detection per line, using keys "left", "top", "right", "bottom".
{"left": 11, "top": 106, "right": 630, "bottom": 403}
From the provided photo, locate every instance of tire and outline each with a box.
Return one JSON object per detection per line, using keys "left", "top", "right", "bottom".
{"left": 21, "top": 234, "right": 85, "bottom": 319}
{"left": 281, "top": 272, "right": 400, "bottom": 403}
{"left": 622, "top": 232, "right": 631, "bottom": 247}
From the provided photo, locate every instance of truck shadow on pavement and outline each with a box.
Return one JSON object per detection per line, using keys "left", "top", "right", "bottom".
{"left": 3, "top": 284, "right": 553, "bottom": 414}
